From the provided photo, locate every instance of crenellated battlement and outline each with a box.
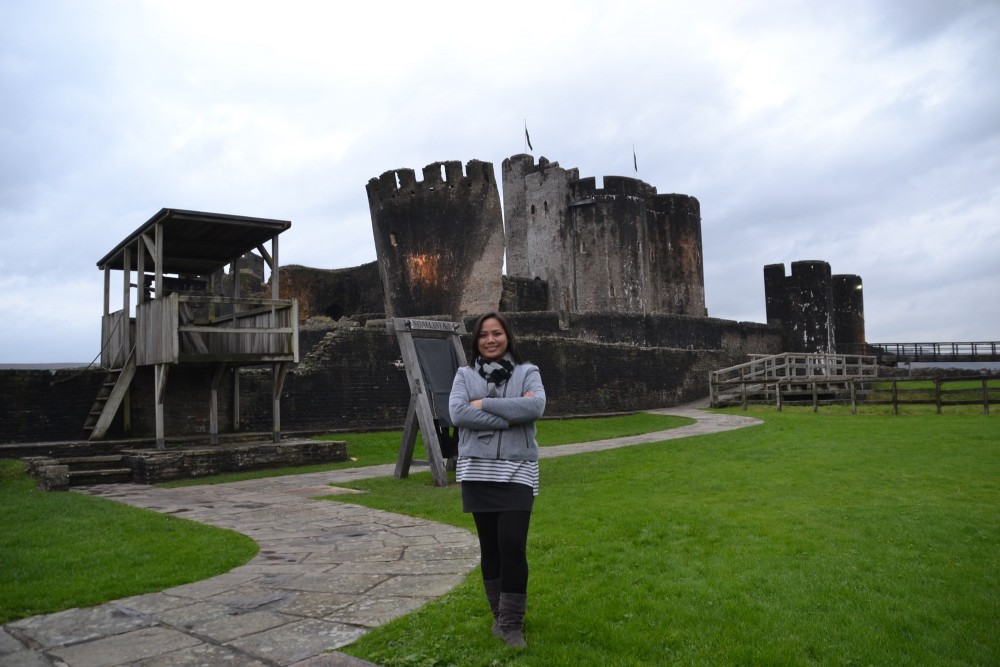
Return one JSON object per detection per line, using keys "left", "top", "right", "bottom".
{"left": 502, "top": 154, "right": 578, "bottom": 181}
{"left": 366, "top": 159, "right": 495, "bottom": 205}
{"left": 648, "top": 193, "right": 701, "bottom": 218}
{"left": 569, "top": 175, "right": 657, "bottom": 201}
{"left": 366, "top": 158, "right": 504, "bottom": 319}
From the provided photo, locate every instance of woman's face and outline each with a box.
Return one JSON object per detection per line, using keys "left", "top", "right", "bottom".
{"left": 477, "top": 317, "right": 509, "bottom": 361}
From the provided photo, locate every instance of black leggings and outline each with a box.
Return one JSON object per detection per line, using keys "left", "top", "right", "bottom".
{"left": 473, "top": 511, "right": 531, "bottom": 594}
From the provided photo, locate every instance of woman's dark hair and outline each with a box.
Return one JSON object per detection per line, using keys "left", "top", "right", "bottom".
{"left": 468, "top": 311, "right": 525, "bottom": 365}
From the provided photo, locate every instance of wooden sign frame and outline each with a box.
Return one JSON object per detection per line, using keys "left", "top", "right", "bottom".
{"left": 387, "top": 317, "right": 468, "bottom": 486}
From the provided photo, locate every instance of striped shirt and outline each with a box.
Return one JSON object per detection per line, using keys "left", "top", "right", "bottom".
{"left": 456, "top": 457, "right": 539, "bottom": 496}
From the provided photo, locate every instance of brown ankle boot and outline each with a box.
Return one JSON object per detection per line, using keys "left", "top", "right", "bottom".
{"left": 498, "top": 592, "right": 528, "bottom": 648}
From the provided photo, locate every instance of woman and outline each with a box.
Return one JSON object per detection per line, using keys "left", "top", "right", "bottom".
{"left": 449, "top": 312, "right": 546, "bottom": 648}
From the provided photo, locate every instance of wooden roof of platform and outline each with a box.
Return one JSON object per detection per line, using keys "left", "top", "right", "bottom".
{"left": 97, "top": 208, "right": 292, "bottom": 275}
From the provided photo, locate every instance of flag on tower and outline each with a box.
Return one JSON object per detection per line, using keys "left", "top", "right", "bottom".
{"left": 525, "top": 122, "right": 533, "bottom": 151}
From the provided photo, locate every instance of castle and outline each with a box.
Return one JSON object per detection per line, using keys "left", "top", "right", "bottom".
{"left": 361, "top": 155, "right": 709, "bottom": 322}
{"left": 0, "top": 154, "right": 867, "bottom": 446}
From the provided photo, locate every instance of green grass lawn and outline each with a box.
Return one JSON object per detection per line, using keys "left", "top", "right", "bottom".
{"left": 3, "top": 409, "right": 996, "bottom": 664}
{"left": 0, "top": 460, "right": 258, "bottom": 624}
{"left": 0, "top": 413, "right": 688, "bottom": 624}
{"left": 333, "top": 409, "right": 1000, "bottom": 666}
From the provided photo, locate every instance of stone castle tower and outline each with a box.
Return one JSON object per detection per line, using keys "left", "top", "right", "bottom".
{"left": 366, "top": 160, "right": 504, "bottom": 319}
{"left": 832, "top": 273, "right": 866, "bottom": 355}
{"left": 502, "top": 154, "right": 706, "bottom": 316}
{"left": 764, "top": 260, "right": 866, "bottom": 354}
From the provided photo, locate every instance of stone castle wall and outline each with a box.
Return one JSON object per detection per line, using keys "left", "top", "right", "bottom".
{"left": 0, "top": 314, "right": 782, "bottom": 445}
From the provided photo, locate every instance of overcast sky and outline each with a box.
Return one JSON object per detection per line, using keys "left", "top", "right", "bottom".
{"left": 2, "top": 0, "right": 998, "bottom": 364}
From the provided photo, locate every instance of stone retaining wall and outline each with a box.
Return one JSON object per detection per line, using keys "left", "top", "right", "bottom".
{"left": 0, "top": 314, "right": 783, "bottom": 444}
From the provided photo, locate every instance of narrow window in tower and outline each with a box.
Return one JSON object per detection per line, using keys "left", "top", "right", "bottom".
{"left": 530, "top": 204, "right": 536, "bottom": 215}
{"left": 543, "top": 201, "right": 548, "bottom": 215}
{"left": 440, "top": 164, "right": 447, "bottom": 182}
{"left": 579, "top": 239, "right": 587, "bottom": 254}
{"left": 389, "top": 232, "right": 398, "bottom": 247}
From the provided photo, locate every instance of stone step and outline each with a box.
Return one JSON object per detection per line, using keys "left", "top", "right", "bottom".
{"left": 68, "top": 468, "right": 134, "bottom": 486}
{"left": 60, "top": 455, "right": 125, "bottom": 471}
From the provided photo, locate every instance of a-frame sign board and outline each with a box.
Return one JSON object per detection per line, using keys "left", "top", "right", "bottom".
{"left": 388, "top": 317, "right": 467, "bottom": 487}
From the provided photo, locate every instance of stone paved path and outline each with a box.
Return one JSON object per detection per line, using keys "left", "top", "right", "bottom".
{"left": 1, "top": 403, "right": 760, "bottom": 666}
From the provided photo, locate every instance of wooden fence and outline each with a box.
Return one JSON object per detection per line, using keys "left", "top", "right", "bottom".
{"left": 722, "top": 376, "right": 997, "bottom": 414}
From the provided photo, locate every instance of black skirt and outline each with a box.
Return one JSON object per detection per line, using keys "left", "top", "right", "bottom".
{"left": 461, "top": 481, "right": 535, "bottom": 513}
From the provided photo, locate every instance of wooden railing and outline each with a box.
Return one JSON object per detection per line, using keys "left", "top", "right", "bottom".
{"left": 869, "top": 342, "right": 1000, "bottom": 363}
{"left": 710, "top": 352, "right": 878, "bottom": 408}
{"left": 100, "top": 310, "right": 132, "bottom": 368}
{"left": 135, "top": 294, "right": 299, "bottom": 366}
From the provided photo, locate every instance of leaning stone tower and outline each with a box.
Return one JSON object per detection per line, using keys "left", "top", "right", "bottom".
{"left": 366, "top": 160, "right": 504, "bottom": 319}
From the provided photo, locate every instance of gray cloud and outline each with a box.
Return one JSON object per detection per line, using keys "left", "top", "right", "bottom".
{"left": 1, "top": 0, "right": 998, "bottom": 363}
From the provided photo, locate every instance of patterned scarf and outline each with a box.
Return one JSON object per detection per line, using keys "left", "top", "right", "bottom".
{"left": 476, "top": 356, "right": 514, "bottom": 387}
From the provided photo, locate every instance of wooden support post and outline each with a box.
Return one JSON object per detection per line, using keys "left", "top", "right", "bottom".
{"left": 850, "top": 378, "right": 857, "bottom": 415}
{"left": 123, "top": 388, "right": 131, "bottom": 435}
{"left": 232, "top": 367, "right": 241, "bottom": 431}
{"left": 103, "top": 266, "right": 110, "bottom": 318}
{"left": 412, "top": 377, "right": 447, "bottom": 486}
{"left": 271, "top": 236, "right": 280, "bottom": 299}
{"left": 776, "top": 381, "right": 783, "bottom": 412}
{"left": 396, "top": 396, "right": 420, "bottom": 479}
{"left": 154, "top": 222, "right": 164, "bottom": 299}
{"left": 209, "top": 364, "right": 226, "bottom": 446}
{"left": 136, "top": 237, "right": 145, "bottom": 305}
{"left": 983, "top": 378, "right": 990, "bottom": 415}
{"left": 272, "top": 362, "right": 288, "bottom": 443}
{"left": 122, "top": 250, "right": 131, "bottom": 359}
{"left": 154, "top": 363, "right": 169, "bottom": 450}
{"left": 892, "top": 379, "right": 899, "bottom": 415}
{"left": 232, "top": 255, "right": 240, "bottom": 299}
{"left": 935, "top": 379, "right": 942, "bottom": 414}
{"left": 812, "top": 380, "right": 819, "bottom": 413}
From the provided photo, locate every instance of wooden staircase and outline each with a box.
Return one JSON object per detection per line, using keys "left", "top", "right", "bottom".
{"left": 83, "top": 348, "right": 137, "bottom": 440}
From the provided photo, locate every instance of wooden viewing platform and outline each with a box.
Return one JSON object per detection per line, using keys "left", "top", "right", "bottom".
{"left": 91, "top": 208, "right": 299, "bottom": 449}
{"left": 710, "top": 352, "right": 879, "bottom": 408}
